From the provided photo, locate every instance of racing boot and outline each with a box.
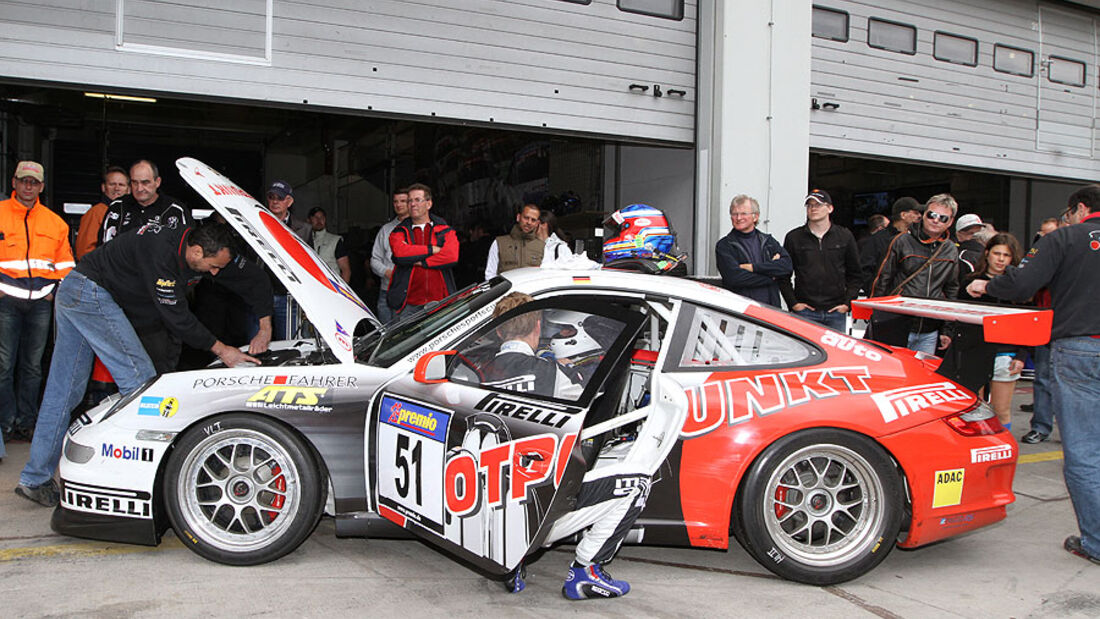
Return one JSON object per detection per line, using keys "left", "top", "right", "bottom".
{"left": 562, "top": 561, "right": 630, "bottom": 600}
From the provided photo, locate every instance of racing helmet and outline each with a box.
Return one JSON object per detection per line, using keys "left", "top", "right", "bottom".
{"left": 602, "top": 204, "right": 675, "bottom": 263}
{"left": 543, "top": 310, "right": 602, "bottom": 359}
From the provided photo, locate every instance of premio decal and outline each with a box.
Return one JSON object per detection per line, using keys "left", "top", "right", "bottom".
{"left": 932, "top": 468, "right": 965, "bottom": 508}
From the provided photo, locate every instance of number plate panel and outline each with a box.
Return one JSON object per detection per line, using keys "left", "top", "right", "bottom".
{"left": 376, "top": 395, "right": 452, "bottom": 534}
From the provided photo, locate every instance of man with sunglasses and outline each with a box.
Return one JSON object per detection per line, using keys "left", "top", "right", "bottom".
{"left": 0, "top": 161, "right": 74, "bottom": 448}
{"left": 870, "top": 194, "right": 960, "bottom": 354}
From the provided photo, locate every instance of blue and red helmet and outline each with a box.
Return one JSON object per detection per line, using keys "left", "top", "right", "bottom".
{"left": 602, "top": 204, "right": 675, "bottom": 263}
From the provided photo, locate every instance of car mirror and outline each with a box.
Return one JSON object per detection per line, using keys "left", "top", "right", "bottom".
{"left": 414, "top": 350, "right": 456, "bottom": 384}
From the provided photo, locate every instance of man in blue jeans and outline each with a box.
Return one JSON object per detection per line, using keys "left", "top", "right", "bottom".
{"left": 780, "top": 189, "right": 861, "bottom": 332}
{"left": 15, "top": 223, "right": 259, "bottom": 507}
{"left": 968, "top": 184, "right": 1100, "bottom": 565}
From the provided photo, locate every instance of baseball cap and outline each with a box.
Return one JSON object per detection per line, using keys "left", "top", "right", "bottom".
{"left": 955, "top": 213, "right": 983, "bottom": 232}
{"left": 14, "top": 161, "right": 44, "bottom": 182}
{"left": 805, "top": 189, "right": 832, "bottom": 206}
{"left": 267, "top": 180, "right": 293, "bottom": 199}
{"left": 891, "top": 197, "right": 922, "bottom": 217}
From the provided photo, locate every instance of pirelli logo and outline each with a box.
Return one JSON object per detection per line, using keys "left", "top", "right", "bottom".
{"left": 871, "top": 381, "right": 970, "bottom": 423}
{"left": 971, "top": 445, "right": 1013, "bottom": 464}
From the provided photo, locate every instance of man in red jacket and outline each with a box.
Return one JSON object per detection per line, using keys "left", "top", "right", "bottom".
{"left": 387, "top": 183, "right": 459, "bottom": 318}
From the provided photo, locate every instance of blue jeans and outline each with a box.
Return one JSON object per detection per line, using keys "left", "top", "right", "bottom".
{"left": 1030, "top": 344, "right": 1054, "bottom": 435}
{"left": 907, "top": 330, "right": 939, "bottom": 355}
{"left": 376, "top": 291, "right": 393, "bottom": 324}
{"left": 0, "top": 295, "right": 52, "bottom": 434}
{"left": 1050, "top": 336, "right": 1100, "bottom": 558}
{"left": 19, "top": 272, "right": 156, "bottom": 488}
{"left": 794, "top": 308, "right": 847, "bottom": 332}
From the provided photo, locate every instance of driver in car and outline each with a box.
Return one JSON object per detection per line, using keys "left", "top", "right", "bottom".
{"left": 483, "top": 292, "right": 645, "bottom": 601}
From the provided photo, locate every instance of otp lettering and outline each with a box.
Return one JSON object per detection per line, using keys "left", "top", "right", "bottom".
{"left": 444, "top": 433, "right": 576, "bottom": 516}
{"left": 681, "top": 366, "right": 872, "bottom": 438}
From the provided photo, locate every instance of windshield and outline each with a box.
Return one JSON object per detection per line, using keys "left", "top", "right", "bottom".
{"left": 360, "top": 278, "right": 512, "bottom": 367}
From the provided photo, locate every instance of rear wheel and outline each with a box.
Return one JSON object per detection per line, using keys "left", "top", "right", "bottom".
{"left": 164, "top": 414, "right": 323, "bottom": 565}
{"left": 736, "top": 429, "right": 903, "bottom": 585}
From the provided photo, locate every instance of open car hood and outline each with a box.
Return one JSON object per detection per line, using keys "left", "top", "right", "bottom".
{"left": 177, "top": 157, "right": 377, "bottom": 363}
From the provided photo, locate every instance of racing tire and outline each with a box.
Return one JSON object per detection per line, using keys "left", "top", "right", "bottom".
{"left": 736, "top": 429, "right": 903, "bottom": 585}
{"left": 164, "top": 414, "right": 324, "bottom": 566}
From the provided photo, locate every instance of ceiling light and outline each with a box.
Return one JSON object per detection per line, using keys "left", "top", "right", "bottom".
{"left": 83, "top": 92, "right": 157, "bottom": 104}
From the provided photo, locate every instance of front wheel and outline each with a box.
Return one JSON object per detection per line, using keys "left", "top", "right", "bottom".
{"left": 164, "top": 414, "right": 323, "bottom": 565}
{"left": 736, "top": 429, "right": 904, "bottom": 585}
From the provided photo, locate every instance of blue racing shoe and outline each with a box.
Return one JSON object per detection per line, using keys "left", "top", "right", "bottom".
{"left": 504, "top": 562, "right": 527, "bottom": 593}
{"left": 562, "top": 562, "right": 630, "bottom": 600}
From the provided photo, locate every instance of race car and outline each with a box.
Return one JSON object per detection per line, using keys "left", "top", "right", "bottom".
{"left": 53, "top": 158, "right": 1027, "bottom": 586}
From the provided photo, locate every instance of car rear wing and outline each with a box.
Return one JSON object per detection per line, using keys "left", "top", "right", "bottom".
{"left": 852, "top": 296, "right": 1052, "bottom": 346}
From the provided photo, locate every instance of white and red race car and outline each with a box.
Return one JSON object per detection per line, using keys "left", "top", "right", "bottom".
{"left": 53, "top": 159, "right": 1044, "bottom": 585}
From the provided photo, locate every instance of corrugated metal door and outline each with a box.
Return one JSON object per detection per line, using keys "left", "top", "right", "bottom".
{"left": 1036, "top": 5, "right": 1096, "bottom": 156}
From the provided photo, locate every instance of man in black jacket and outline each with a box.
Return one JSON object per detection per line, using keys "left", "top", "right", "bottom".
{"left": 860, "top": 197, "right": 922, "bottom": 294}
{"left": 100, "top": 160, "right": 191, "bottom": 244}
{"left": 870, "top": 194, "right": 960, "bottom": 353}
{"left": 780, "top": 189, "right": 861, "bottom": 331}
{"left": 715, "top": 194, "right": 792, "bottom": 306}
{"left": 967, "top": 185, "right": 1100, "bottom": 566}
{"left": 15, "top": 223, "right": 261, "bottom": 507}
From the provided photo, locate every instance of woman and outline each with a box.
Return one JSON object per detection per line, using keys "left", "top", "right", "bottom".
{"left": 942, "top": 233, "right": 1027, "bottom": 428}
{"left": 538, "top": 210, "right": 570, "bottom": 266}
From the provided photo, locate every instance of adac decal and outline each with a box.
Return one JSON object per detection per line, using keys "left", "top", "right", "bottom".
{"left": 63, "top": 481, "right": 152, "bottom": 519}
{"left": 138, "top": 396, "right": 179, "bottom": 418}
{"left": 101, "top": 443, "right": 154, "bottom": 462}
{"left": 681, "top": 366, "right": 872, "bottom": 438}
{"left": 444, "top": 432, "right": 574, "bottom": 516}
{"left": 246, "top": 385, "right": 333, "bottom": 413}
{"left": 932, "top": 468, "right": 965, "bottom": 508}
{"left": 381, "top": 397, "right": 450, "bottom": 441}
{"left": 971, "top": 445, "right": 1013, "bottom": 464}
{"left": 191, "top": 374, "right": 358, "bottom": 390}
{"left": 473, "top": 393, "right": 579, "bottom": 429}
{"left": 335, "top": 320, "right": 352, "bottom": 351}
{"left": 819, "top": 331, "right": 882, "bottom": 361}
{"left": 871, "top": 381, "right": 971, "bottom": 423}
{"left": 256, "top": 210, "right": 368, "bottom": 311}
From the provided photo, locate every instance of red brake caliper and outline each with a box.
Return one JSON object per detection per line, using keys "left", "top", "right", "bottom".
{"left": 774, "top": 486, "right": 790, "bottom": 518}
{"left": 265, "top": 464, "right": 286, "bottom": 523}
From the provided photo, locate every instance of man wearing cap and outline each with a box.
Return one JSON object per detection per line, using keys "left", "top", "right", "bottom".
{"left": 779, "top": 190, "right": 861, "bottom": 331}
{"left": 954, "top": 213, "right": 986, "bottom": 284}
{"left": 100, "top": 160, "right": 191, "bottom": 244}
{"left": 860, "top": 197, "right": 922, "bottom": 295}
{"left": 264, "top": 180, "right": 312, "bottom": 339}
{"left": 966, "top": 184, "right": 1100, "bottom": 566}
{"left": 715, "top": 194, "right": 792, "bottom": 306}
{"left": 307, "top": 206, "right": 350, "bottom": 283}
{"left": 0, "top": 161, "right": 74, "bottom": 448}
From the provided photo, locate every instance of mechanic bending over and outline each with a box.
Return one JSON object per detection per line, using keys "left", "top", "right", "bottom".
{"left": 15, "top": 223, "right": 265, "bottom": 508}
{"left": 485, "top": 292, "right": 670, "bottom": 600}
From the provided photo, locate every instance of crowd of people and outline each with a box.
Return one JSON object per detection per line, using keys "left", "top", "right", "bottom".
{"left": 2, "top": 158, "right": 1098, "bottom": 585}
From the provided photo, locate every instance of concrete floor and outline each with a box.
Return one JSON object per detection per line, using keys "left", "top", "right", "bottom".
{"left": 2, "top": 387, "right": 1098, "bottom": 618}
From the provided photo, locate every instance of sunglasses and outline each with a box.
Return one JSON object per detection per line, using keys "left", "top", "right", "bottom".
{"left": 925, "top": 211, "right": 951, "bottom": 224}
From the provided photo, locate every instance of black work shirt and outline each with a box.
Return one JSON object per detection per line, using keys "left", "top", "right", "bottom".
{"left": 779, "top": 224, "right": 862, "bottom": 309}
{"left": 987, "top": 214, "right": 1100, "bottom": 340}
{"left": 78, "top": 224, "right": 272, "bottom": 351}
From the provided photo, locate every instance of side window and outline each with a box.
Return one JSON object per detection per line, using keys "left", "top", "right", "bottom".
{"left": 1048, "top": 55, "right": 1086, "bottom": 87}
{"left": 867, "top": 17, "right": 917, "bottom": 55}
{"left": 993, "top": 44, "right": 1034, "bottom": 77}
{"left": 673, "top": 305, "right": 819, "bottom": 369}
{"left": 933, "top": 31, "right": 978, "bottom": 67}
{"left": 448, "top": 306, "right": 629, "bottom": 402}
{"left": 812, "top": 5, "right": 849, "bottom": 42}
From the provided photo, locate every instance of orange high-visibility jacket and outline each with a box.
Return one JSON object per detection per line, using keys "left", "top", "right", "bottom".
{"left": 0, "top": 193, "right": 75, "bottom": 299}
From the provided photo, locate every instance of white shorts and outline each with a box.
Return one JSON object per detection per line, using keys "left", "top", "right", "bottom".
{"left": 992, "top": 354, "right": 1020, "bottom": 382}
